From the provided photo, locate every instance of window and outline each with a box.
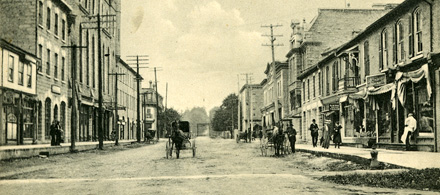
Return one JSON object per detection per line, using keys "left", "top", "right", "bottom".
{"left": 38, "top": 1, "right": 43, "bottom": 25}
{"left": 313, "top": 75, "right": 316, "bottom": 98}
{"left": 18, "top": 62, "right": 24, "bottom": 85}
{"left": 318, "top": 72, "right": 322, "bottom": 96}
{"left": 396, "top": 21, "right": 405, "bottom": 62}
{"left": 61, "top": 57, "right": 65, "bottom": 81}
{"left": 414, "top": 9, "right": 423, "bottom": 53}
{"left": 46, "top": 49, "right": 50, "bottom": 75}
{"left": 27, "top": 64, "right": 32, "bottom": 88}
{"left": 86, "top": 31, "right": 90, "bottom": 85}
{"left": 38, "top": 44, "right": 43, "bottom": 72}
{"left": 364, "top": 41, "right": 370, "bottom": 78}
{"left": 92, "top": 36, "right": 95, "bottom": 88}
{"left": 62, "top": 19, "right": 66, "bottom": 40}
{"left": 8, "top": 55, "right": 14, "bottom": 82}
{"left": 307, "top": 79, "right": 310, "bottom": 100}
{"left": 54, "top": 53, "right": 58, "bottom": 78}
{"left": 302, "top": 82, "right": 305, "bottom": 103}
{"left": 54, "top": 13, "right": 58, "bottom": 35}
{"left": 326, "top": 66, "right": 330, "bottom": 95}
{"left": 379, "top": 29, "right": 388, "bottom": 70}
{"left": 46, "top": 7, "right": 51, "bottom": 30}
{"left": 61, "top": 102, "right": 66, "bottom": 132}
{"left": 333, "top": 61, "right": 339, "bottom": 91}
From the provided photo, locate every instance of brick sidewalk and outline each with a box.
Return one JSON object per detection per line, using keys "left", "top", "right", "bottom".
{"left": 295, "top": 143, "right": 440, "bottom": 169}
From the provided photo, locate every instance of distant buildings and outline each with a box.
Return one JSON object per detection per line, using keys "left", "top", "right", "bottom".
{"left": 141, "top": 81, "right": 164, "bottom": 138}
{"left": 238, "top": 84, "right": 263, "bottom": 132}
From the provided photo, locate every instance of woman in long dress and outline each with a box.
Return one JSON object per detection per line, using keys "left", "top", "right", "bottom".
{"left": 322, "top": 120, "right": 331, "bottom": 149}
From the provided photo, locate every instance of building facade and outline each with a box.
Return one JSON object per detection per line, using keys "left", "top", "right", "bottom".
{"left": 261, "top": 62, "right": 289, "bottom": 129}
{"left": 238, "top": 84, "right": 263, "bottom": 133}
{"left": 0, "top": 40, "right": 38, "bottom": 145}
{"left": 141, "top": 81, "right": 164, "bottom": 138}
{"left": 289, "top": 7, "right": 394, "bottom": 142}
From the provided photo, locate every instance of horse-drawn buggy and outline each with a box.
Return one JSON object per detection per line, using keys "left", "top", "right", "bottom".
{"left": 260, "top": 125, "right": 291, "bottom": 156}
{"left": 236, "top": 130, "right": 248, "bottom": 143}
{"left": 166, "top": 121, "right": 196, "bottom": 159}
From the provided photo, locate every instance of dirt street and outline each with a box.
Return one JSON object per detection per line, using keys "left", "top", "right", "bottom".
{"left": 0, "top": 137, "right": 435, "bottom": 194}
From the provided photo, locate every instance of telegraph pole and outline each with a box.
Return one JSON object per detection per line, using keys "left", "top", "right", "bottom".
{"left": 154, "top": 67, "right": 160, "bottom": 140}
{"left": 262, "top": 24, "right": 283, "bottom": 125}
{"left": 62, "top": 44, "right": 87, "bottom": 152}
{"left": 126, "top": 55, "right": 148, "bottom": 142}
{"left": 108, "top": 57, "right": 125, "bottom": 146}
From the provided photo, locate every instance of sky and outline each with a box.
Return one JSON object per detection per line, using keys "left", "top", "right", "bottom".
{"left": 120, "top": 0, "right": 404, "bottom": 113}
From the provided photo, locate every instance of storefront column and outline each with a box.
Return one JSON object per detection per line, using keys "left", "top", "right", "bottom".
{"left": 435, "top": 70, "right": 440, "bottom": 152}
{"left": 0, "top": 89, "right": 3, "bottom": 145}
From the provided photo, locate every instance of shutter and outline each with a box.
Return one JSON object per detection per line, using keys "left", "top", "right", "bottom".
{"left": 408, "top": 15, "right": 414, "bottom": 57}
{"left": 379, "top": 34, "right": 383, "bottom": 70}
{"left": 393, "top": 24, "right": 397, "bottom": 64}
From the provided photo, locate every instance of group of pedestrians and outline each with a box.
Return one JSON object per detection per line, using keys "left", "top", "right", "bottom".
{"left": 309, "top": 119, "right": 342, "bottom": 149}
{"left": 50, "top": 120, "right": 63, "bottom": 146}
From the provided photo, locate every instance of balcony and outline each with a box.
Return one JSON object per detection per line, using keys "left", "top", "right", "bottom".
{"left": 338, "top": 77, "right": 359, "bottom": 91}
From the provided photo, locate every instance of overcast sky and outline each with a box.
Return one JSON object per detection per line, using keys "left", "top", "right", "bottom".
{"left": 120, "top": 0, "right": 403, "bottom": 113}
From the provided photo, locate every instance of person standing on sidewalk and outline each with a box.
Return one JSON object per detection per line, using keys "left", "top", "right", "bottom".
{"left": 50, "top": 120, "right": 57, "bottom": 146}
{"left": 55, "top": 121, "right": 63, "bottom": 146}
{"left": 333, "top": 121, "right": 342, "bottom": 149}
{"left": 309, "top": 119, "right": 319, "bottom": 147}
{"left": 401, "top": 113, "right": 417, "bottom": 151}
{"left": 286, "top": 122, "right": 297, "bottom": 153}
{"left": 322, "top": 120, "right": 331, "bottom": 149}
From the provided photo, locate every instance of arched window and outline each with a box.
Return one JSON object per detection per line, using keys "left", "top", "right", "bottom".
{"left": 45, "top": 98, "right": 51, "bottom": 139}
{"left": 396, "top": 21, "right": 405, "bottom": 62}
{"left": 414, "top": 8, "right": 423, "bottom": 53}
{"left": 54, "top": 104, "right": 58, "bottom": 122}
{"left": 61, "top": 102, "right": 66, "bottom": 132}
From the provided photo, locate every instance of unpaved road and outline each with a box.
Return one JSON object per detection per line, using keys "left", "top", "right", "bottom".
{"left": 0, "top": 137, "right": 434, "bottom": 194}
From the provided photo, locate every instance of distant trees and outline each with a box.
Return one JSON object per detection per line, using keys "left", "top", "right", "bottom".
{"left": 181, "top": 107, "right": 210, "bottom": 133}
{"left": 211, "top": 93, "right": 238, "bottom": 137}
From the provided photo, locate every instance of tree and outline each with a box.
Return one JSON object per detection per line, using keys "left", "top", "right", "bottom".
{"left": 158, "top": 108, "right": 181, "bottom": 136}
{"left": 181, "top": 107, "right": 209, "bottom": 134}
{"left": 211, "top": 93, "right": 238, "bottom": 138}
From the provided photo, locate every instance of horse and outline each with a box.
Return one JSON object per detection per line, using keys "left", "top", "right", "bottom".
{"left": 272, "top": 127, "right": 285, "bottom": 156}
{"left": 170, "top": 121, "right": 186, "bottom": 159}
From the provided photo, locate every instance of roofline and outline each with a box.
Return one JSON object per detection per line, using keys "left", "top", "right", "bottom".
{"left": 239, "top": 84, "right": 262, "bottom": 93}
{"left": 118, "top": 58, "right": 143, "bottom": 79}
{"left": 336, "top": 0, "right": 422, "bottom": 54}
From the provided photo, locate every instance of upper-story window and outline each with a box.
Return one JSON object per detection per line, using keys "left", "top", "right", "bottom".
{"left": 396, "top": 21, "right": 405, "bottom": 62}
{"left": 318, "top": 72, "right": 322, "bottom": 96}
{"left": 61, "top": 57, "right": 65, "bottom": 81}
{"left": 325, "top": 66, "right": 330, "bottom": 96}
{"left": 38, "top": 1, "right": 43, "bottom": 26}
{"left": 414, "top": 8, "right": 423, "bottom": 54}
{"left": 18, "top": 61, "right": 24, "bottom": 85}
{"left": 62, "top": 19, "right": 66, "bottom": 40}
{"left": 302, "top": 82, "right": 305, "bottom": 103}
{"left": 379, "top": 29, "right": 388, "bottom": 70}
{"left": 54, "top": 13, "right": 58, "bottom": 36}
{"left": 54, "top": 53, "right": 58, "bottom": 78}
{"left": 8, "top": 55, "right": 15, "bottom": 82}
{"left": 47, "top": 7, "right": 51, "bottom": 30}
{"left": 307, "top": 79, "right": 310, "bottom": 100}
{"left": 27, "top": 64, "right": 32, "bottom": 88}
{"left": 46, "top": 49, "right": 51, "bottom": 75}
{"left": 312, "top": 75, "right": 315, "bottom": 98}
{"left": 364, "top": 41, "right": 370, "bottom": 79}
{"left": 38, "top": 44, "right": 43, "bottom": 72}
{"left": 333, "top": 61, "right": 339, "bottom": 92}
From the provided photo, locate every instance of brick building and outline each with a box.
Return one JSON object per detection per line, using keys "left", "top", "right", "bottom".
{"left": 238, "top": 84, "right": 263, "bottom": 133}
{"left": 288, "top": 7, "right": 393, "bottom": 142}
{"left": 261, "top": 61, "right": 289, "bottom": 129}
{"left": 0, "top": 0, "right": 125, "bottom": 144}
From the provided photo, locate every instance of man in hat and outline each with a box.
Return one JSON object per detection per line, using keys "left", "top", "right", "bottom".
{"left": 286, "top": 122, "right": 297, "bottom": 153}
{"left": 401, "top": 113, "right": 417, "bottom": 151}
{"left": 309, "top": 119, "right": 319, "bottom": 147}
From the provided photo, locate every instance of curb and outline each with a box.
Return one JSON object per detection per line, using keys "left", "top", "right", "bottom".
{"left": 296, "top": 148, "right": 411, "bottom": 170}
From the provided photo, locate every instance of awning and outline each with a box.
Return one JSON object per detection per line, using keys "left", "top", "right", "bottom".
{"left": 368, "top": 83, "right": 395, "bottom": 96}
{"left": 349, "top": 90, "right": 366, "bottom": 100}
{"left": 394, "top": 64, "right": 431, "bottom": 109}
{"left": 339, "top": 95, "right": 348, "bottom": 103}
{"left": 325, "top": 111, "right": 336, "bottom": 116}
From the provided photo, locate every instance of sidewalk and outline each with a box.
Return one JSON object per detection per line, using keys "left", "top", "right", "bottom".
{"left": 295, "top": 143, "right": 440, "bottom": 169}
{"left": 0, "top": 140, "right": 138, "bottom": 160}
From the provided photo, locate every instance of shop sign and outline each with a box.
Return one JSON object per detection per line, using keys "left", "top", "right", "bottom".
{"left": 51, "top": 85, "right": 61, "bottom": 94}
{"left": 366, "top": 74, "right": 386, "bottom": 88}
{"left": 329, "top": 104, "right": 340, "bottom": 111}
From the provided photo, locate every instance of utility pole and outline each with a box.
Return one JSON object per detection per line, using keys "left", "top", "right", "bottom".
{"left": 126, "top": 55, "right": 148, "bottom": 142}
{"left": 62, "top": 44, "right": 87, "bottom": 152}
{"left": 108, "top": 57, "right": 125, "bottom": 146}
{"left": 262, "top": 24, "right": 283, "bottom": 125}
{"left": 154, "top": 67, "right": 160, "bottom": 140}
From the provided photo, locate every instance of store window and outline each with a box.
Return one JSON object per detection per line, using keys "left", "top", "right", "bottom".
{"left": 416, "top": 80, "right": 433, "bottom": 133}
{"left": 45, "top": 98, "right": 51, "bottom": 139}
